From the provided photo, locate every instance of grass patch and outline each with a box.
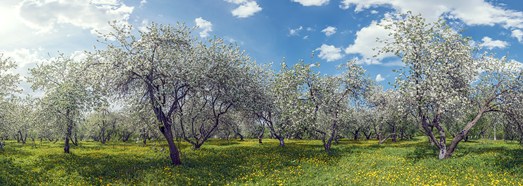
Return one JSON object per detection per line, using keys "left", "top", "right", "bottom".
{"left": 0, "top": 138, "right": 521, "bottom": 185}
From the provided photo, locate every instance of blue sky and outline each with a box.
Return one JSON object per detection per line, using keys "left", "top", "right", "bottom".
{"left": 1, "top": 0, "right": 523, "bottom": 95}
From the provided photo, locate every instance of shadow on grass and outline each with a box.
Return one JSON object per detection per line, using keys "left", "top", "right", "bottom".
{"left": 22, "top": 141, "right": 347, "bottom": 185}
{"left": 494, "top": 148, "right": 523, "bottom": 172}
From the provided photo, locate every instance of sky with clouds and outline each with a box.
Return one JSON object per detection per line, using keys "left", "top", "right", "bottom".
{"left": 1, "top": 0, "right": 523, "bottom": 95}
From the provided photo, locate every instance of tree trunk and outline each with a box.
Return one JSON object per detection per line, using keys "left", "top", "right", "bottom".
{"left": 493, "top": 123, "right": 497, "bottom": 141}
{"left": 379, "top": 134, "right": 391, "bottom": 144}
{"left": 64, "top": 135, "right": 70, "bottom": 153}
{"left": 323, "top": 111, "right": 338, "bottom": 153}
{"left": 158, "top": 117, "right": 182, "bottom": 165}
{"left": 434, "top": 122, "right": 447, "bottom": 160}
{"left": 353, "top": 130, "right": 359, "bottom": 140}
{"left": 363, "top": 130, "right": 372, "bottom": 140}
{"left": 101, "top": 127, "right": 107, "bottom": 144}
{"left": 72, "top": 132, "right": 78, "bottom": 146}
{"left": 122, "top": 133, "right": 131, "bottom": 142}
{"left": 236, "top": 132, "right": 244, "bottom": 141}
{"left": 444, "top": 109, "right": 485, "bottom": 159}
{"left": 324, "top": 137, "right": 333, "bottom": 152}
{"left": 258, "top": 126, "right": 264, "bottom": 144}
{"left": 18, "top": 131, "right": 26, "bottom": 144}
{"left": 64, "top": 109, "right": 73, "bottom": 154}
{"left": 391, "top": 126, "right": 397, "bottom": 143}
{"left": 193, "top": 142, "right": 203, "bottom": 149}
{"left": 142, "top": 127, "right": 148, "bottom": 146}
{"left": 278, "top": 136, "right": 285, "bottom": 147}
{"left": 15, "top": 131, "right": 20, "bottom": 143}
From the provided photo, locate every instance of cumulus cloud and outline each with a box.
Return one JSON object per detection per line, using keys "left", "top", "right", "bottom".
{"left": 321, "top": 26, "right": 337, "bottom": 36}
{"left": 479, "top": 37, "right": 509, "bottom": 49}
{"left": 225, "top": 0, "right": 262, "bottom": 18}
{"left": 316, "top": 44, "right": 344, "bottom": 62}
{"left": 375, "top": 74, "right": 385, "bottom": 82}
{"left": 17, "top": 0, "right": 134, "bottom": 36}
{"left": 512, "top": 29, "right": 523, "bottom": 42}
{"left": 339, "top": 0, "right": 523, "bottom": 29}
{"left": 345, "top": 19, "right": 394, "bottom": 64}
{"left": 195, "top": 17, "right": 213, "bottom": 38}
{"left": 291, "top": 0, "right": 329, "bottom": 6}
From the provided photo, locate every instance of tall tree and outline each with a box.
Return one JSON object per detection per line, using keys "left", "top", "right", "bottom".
{"left": 381, "top": 13, "right": 523, "bottom": 159}
{"left": 91, "top": 23, "right": 257, "bottom": 164}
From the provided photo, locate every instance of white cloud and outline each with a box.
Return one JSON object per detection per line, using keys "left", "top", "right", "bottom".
{"left": 345, "top": 19, "right": 394, "bottom": 62}
{"left": 339, "top": 0, "right": 523, "bottom": 29}
{"left": 139, "top": 0, "right": 147, "bottom": 7}
{"left": 195, "top": 17, "right": 213, "bottom": 38}
{"left": 138, "top": 19, "right": 149, "bottom": 32}
{"left": 17, "top": 0, "right": 134, "bottom": 36}
{"left": 316, "top": 44, "right": 344, "bottom": 62}
{"left": 370, "top": 10, "right": 379, "bottom": 14}
{"left": 321, "top": 26, "right": 337, "bottom": 36}
{"left": 292, "top": 0, "right": 329, "bottom": 6}
{"left": 512, "top": 29, "right": 523, "bottom": 42}
{"left": 225, "top": 0, "right": 262, "bottom": 18}
{"left": 289, "top": 26, "right": 303, "bottom": 36}
{"left": 352, "top": 57, "right": 381, "bottom": 65}
{"left": 479, "top": 37, "right": 509, "bottom": 49}
{"left": 381, "top": 60, "right": 405, "bottom": 67}
{"left": 375, "top": 74, "right": 385, "bottom": 82}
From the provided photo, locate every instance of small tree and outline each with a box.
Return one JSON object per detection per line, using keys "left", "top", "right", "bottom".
{"left": 253, "top": 62, "right": 311, "bottom": 147}
{"left": 0, "top": 54, "right": 20, "bottom": 147}
{"left": 175, "top": 38, "right": 258, "bottom": 149}
{"left": 298, "top": 61, "right": 368, "bottom": 152}
{"left": 29, "top": 54, "right": 96, "bottom": 153}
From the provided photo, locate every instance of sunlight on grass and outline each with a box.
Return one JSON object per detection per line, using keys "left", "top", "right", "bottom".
{"left": 0, "top": 138, "right": 522, "bottom": 185}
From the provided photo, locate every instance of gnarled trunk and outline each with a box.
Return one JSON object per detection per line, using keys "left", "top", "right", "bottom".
{"left": 323, "top": 111, "right": 338, "bottom": 153}
{"left": 444, "top": 109, "right": 486, "bottom": 159}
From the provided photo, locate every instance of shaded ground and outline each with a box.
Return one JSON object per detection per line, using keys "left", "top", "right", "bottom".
{"left": 0, "top": 138, "right": 521, "bottom": 185}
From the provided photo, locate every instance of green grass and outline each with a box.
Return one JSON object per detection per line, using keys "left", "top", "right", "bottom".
{"left": 0, "top": 138, "right": 522, "bottom": 185}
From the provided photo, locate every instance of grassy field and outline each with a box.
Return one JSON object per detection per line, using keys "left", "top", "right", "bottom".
{"left": 0, "top": 138, "right": 522, "bottom": 185}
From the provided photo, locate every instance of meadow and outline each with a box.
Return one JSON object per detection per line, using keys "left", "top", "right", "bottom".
{"left": 0, "top": 138, "right": 522, "bottom": 185}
